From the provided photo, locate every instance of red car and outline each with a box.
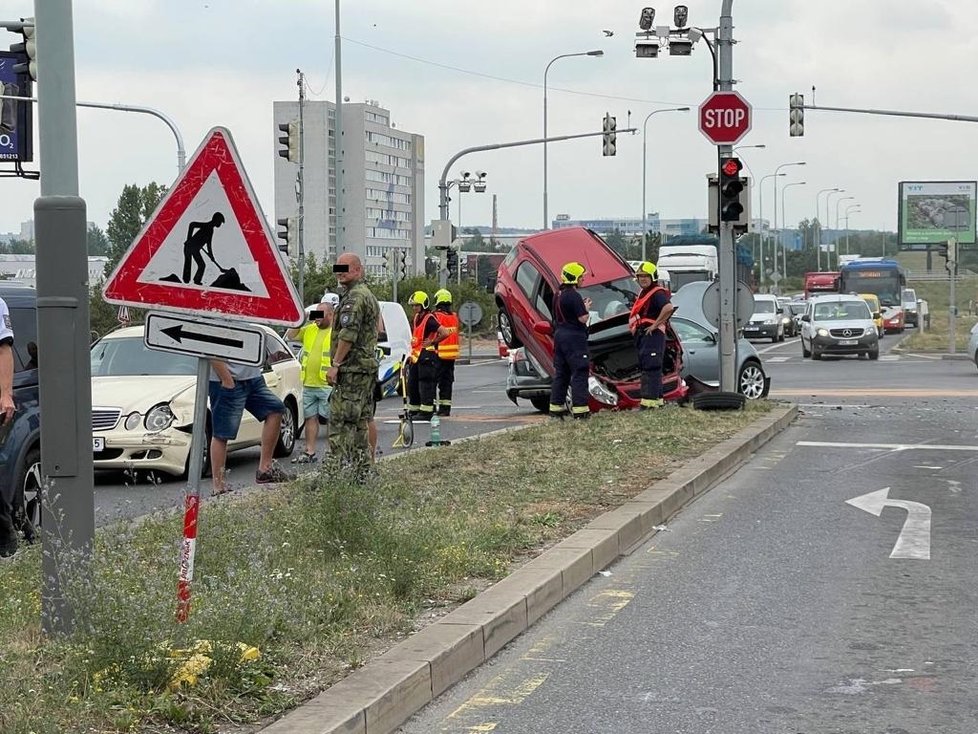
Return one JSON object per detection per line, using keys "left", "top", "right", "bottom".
{"left": 495, "top": 227, "right": 688, "bottom": 411}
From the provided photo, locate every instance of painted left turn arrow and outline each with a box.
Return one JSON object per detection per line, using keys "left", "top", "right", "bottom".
{"left": 846, "top": 487, "right": 931, "bottom": 560}
{"left": 162, "top": 324, "right": 244, "bottom": 349}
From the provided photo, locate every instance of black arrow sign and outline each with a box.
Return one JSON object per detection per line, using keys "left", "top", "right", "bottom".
{"left": 161, "top": 324, "right": 245, "bottom": 350}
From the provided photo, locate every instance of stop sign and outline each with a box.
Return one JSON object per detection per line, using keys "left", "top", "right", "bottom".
{"left": 699, "top": 91, "right": 752, "bottom": 145}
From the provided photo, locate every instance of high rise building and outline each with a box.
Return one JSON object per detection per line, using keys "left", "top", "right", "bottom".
{"left": 273, "top": 99, "right": 425, "bottom": 277}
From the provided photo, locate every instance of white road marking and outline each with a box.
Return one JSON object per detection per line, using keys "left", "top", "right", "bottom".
{"left": 798, "top": 441, "right": 978, "bottom": 452}
{"left": 766, "top": 356, "right": 791, "bottom": 363}
{"left": 846, "top": 487, "right": 931, "bottom": 560}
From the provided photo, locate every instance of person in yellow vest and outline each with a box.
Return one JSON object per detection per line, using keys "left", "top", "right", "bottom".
{"left": 432, "top": 288, "right": 460, "bottom": 416}
{"left": 406, "top": 291, "right": 449, "bottom": 422}
{"left": 285, "top": 294, "right": 339, "bottom": 462}
{"left": 629, "top": 262, "right": 674, "bottom": 409}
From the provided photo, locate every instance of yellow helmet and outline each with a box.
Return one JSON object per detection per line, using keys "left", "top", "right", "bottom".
{"left": 408, "top": 291, "right": 430, "bottom": 309}
{"left": 561, "top": 261, "right": 586, "bottom": 285}
{"left": 434, "top": 288, "right": 453, "bottom": 305}
{"left": 635, "top": 261, "right": 657, "bottom": 278}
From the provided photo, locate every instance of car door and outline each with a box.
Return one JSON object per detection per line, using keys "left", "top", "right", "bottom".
{"left": 671, "top": 317, "right": 718, "bottom": 384}
{"left": 800, "top": 302, "right": 813, "bottom": 348}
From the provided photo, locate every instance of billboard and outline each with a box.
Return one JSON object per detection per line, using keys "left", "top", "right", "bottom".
{"left": 898, "top": 180, "right": 977, "bottom": 250}
{"left": 0, "top": 50, "right": 32, "bottom": 163}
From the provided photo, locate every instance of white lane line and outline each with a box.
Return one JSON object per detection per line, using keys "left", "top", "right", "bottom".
{"left": 798, "top": 441, "right": 978, "bottom": 452}
{"left": 766, "top": 357, "right": 791, "bottom": 363}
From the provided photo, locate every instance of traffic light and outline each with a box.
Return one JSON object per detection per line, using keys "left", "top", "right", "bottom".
{"left": 789, "top": 93, "right": 804, "bottom": 137}
{"left": 718, "top": 157, "right": 744, "bottom": 222}
{"left": 446, "top": 248, "right": 459, "bottom": 278}
{"left": 277, "top": 121, "right": 299, "bottom": 163}
{"left": 398, "top": 250, "right": 408, "bottom": 280}
{"left": 276, "top": 217, "right": 296, "bottom": 254}
{"left": 10, "top": 18, "right": 36, "bottom": 81}
{"left": 602, "top": 114, "right": 616, "bottom": 157}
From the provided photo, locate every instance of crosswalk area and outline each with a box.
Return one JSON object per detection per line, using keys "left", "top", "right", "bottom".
{"left": 764, "top": 352, "right": 919, "bottom": 363}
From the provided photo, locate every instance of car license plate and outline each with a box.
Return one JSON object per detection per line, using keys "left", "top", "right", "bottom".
{"left": 839, "top": 339, "right": 857, "bottom": 346}
{"left": 93, "top": 436, "right": 105, "bottom": 452}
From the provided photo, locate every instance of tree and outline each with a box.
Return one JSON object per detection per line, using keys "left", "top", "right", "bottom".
{"left": 104, "top": 182, "right": 166, "bottom": 277}
{"left": 6, "top": 238, "right": 34, "bottom": 255}
{"left": 87, "top": 224, "right": 109, "bottom": 256}
{"left": 604, "top": 228, "right": 628, "bottom": 257}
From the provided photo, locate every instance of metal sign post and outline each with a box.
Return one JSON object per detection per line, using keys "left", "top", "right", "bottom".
{"left": 458, "top": 301, "right": 483, "bottom": 364}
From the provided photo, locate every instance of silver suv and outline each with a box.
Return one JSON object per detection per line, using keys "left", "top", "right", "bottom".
{"left": 800, "top": 295, "right": 879, "bottom": 360}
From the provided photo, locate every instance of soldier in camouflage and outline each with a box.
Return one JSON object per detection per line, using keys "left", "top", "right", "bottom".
{"left": 325, "top": 253, "right": 380, "bottom": 469}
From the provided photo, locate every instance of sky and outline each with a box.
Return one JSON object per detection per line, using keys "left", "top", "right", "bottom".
{"left": 2, "top": 0, "right": 977, "bottom": 239}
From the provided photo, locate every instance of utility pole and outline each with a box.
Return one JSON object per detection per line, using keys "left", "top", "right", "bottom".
{"left": 716, "top": 0, "right": 737, "bottom": 393}
{"left": 949, "top": 237, "right": 957, "bottom": 354}
{"left": 334, "top": 0, "right": 344, "bottom": 256}
{"left": 297, "top": 69, "right": 305, "bottom": 304}
{"left": 33, "top": 0, "right": 94, "bottom": 635}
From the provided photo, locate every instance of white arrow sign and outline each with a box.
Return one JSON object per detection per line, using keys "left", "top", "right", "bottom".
{"left": 846, "top": 487, "right": 931, "bottom": 560}
{"left": 145, "top": 312, "right": 265, "bottom": 366}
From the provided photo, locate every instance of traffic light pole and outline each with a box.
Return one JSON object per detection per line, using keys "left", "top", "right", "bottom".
{"left": 716, "top": 0, "right": 737, "bottom": 393}
{"left": 436, "top": 128, "right": 636, "bottom": 287}
{"left": 297, "top": 69, "right": 305, "bottom": 304}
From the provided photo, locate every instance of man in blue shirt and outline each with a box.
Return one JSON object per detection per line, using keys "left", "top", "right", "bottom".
{"left": 548, "top": 262, "right": 593, "bottom": 420}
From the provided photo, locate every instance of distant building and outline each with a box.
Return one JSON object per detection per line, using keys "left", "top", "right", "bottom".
{"left": 551, "top": 213, "right": 708, "bottom": 239}
{"left": 273, "top": 99, "right": 425, "bottom": 278}
{"left": 0, "top": 256, "right": 109, "bottom": 287}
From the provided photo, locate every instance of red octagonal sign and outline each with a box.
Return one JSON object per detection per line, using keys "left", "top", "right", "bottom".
{"left": 699, "top": 91, "right": 752, "bottom": 146}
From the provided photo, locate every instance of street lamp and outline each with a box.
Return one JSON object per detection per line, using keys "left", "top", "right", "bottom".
{"left": 733, "top": 143, "right": 764, "bottom": 216}
{"left": 826, "top": 189, "right": 847, "bottom": 269}
{"left": 835, "top": 196, "right": 855, "bottom": 232}
{"left": 772, "top": 161, "right": 806, "bottom": 241}
{"left": 641, "top": 106, "right": 689, "bottom": 261}
{"left": 815, "top": 187, "right": 840, "bottom": 269}
{"left": 843, "top": 204, "right": 861, "bottom": 256}
{"left": 543, "top": 49, "right": 603, "bottom": 230}
{"left": 453, "top": 171, "right": 488, "bottom": 285}
{"left": 758, "top": 172, "right": 786, "bottom": 290}
{"left": 780, "top": 181, "right": 807, "bottom": 286}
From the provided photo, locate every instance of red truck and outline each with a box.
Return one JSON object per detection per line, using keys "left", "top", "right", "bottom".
{"left": 803, "top": 271, "right": 839, "bottom": 300}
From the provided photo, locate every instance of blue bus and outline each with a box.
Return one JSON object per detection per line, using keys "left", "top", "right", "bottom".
{"left": 837, "top": 258, "right": 906, "bottom": 308}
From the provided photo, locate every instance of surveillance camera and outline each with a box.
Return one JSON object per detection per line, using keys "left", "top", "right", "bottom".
{"left": 635, "top": 40, "right": 660, "bottom": 58}
{"left": 475, "top": 170, "right": 486, "bottom": 178}
{"left": 668, "top": 38, "right": 693, "bottom": 55}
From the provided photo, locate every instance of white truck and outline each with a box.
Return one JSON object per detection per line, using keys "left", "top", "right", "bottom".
{"left": 655, "top": 244, "right": 718, "bottom": 292}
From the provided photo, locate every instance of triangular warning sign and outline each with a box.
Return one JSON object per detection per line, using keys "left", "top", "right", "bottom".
{"left": 103, "top": 127, "right": 304, "bottom": 326}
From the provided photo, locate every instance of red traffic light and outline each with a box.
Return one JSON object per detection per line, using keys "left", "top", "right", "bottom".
{"left": 721, "top": 157, "right": 742, "bottom": 177}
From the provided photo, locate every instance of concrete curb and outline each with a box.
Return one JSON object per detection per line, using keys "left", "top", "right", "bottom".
{"left": 261, "top": 404, "right": 799, "bottom": 734}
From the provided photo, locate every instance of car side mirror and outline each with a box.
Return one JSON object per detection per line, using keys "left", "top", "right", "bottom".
{"left": 873, "top": 312, "right": 881, "bottom": 320}
{"left": 707, "top": 332, "right": 718, "bottom": 344}
{"left": 801, "top": 314, "right": 810, "bottom": 322}
{"left": 533, "top": 320, "right": 553, "bottom": 337}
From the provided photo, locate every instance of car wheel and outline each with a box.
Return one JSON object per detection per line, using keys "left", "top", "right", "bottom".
{"left": 738, "top": 361, "right": 767, "bottom": 400}
{"left": 812, "top": 346, "right": 823, "bottom": 360}
{"left": 869, "top": 346, "right": 879, "bottom": 360}
{"left": 13, "top": 447, "right": 41, "bottom": 543}
{"left": 497, "top": 307, "right": 523, "bottom": 349}
{"left": 692, "top": 391, "right": 745, "bottom": 411}
{"left": 801, "top": 338, "right": 811, "bottom": 358}
{"left": 273, "top": 398, "right": 298, "bottom": 458}
{"left": 529, "top": 396, "right": 551, "bottom": 413}
{"left": 778, "top": 327, "right": 785, "bottom": 342}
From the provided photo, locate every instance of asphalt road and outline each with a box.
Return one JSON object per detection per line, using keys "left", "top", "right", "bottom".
{"left": 400, "top": 332, "right": 978, "bottom": 733}
{"left": 92, "top": 355, "right": 532, "bottom": 526}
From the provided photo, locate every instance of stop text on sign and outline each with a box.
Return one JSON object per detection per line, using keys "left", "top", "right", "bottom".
{"left": 703, "top": 109, "right": 747, "bottom": 128}
{"left": 698, "top": 91, "right": 752, "bottom": 145}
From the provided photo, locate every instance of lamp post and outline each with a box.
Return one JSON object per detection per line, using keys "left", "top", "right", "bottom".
{"left": 758, "top": 172, "right": 786, "bottom": 290}
{"left": 780, "top": 181, "right": 807, "bottom": 286}
{"left": 843, "top": 204, "right": 861, "bottom": 256}
{"left": 772, "top": 162, "right": 805, "bottom": 291}
{"left": 825, "top": 190, "right": 847, "bottom": 268}
{"left": 834, "top": 196, "right": 856, "bottom": 266}
{"left": 733, "top": 144, "right": 764, "bottom": 230}
{"left": 641, "top": 106, "right": 689, "bottom": 261}
{"left": 815, "top": 187, "right": 840, "bottom": 269}
{"left": 544, "top": 49, "right": 603, "bottom": 230}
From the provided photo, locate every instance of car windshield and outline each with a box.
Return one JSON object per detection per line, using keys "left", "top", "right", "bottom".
{"left": 579, "top": 277, "right": 640, "bottom": 321}
{"left": 786, "top": 303, "right": 806, "bottom": 316}
{"left": 91, "top": 336, "right": 197, "bottom": 376}
{"left": 813, "top": 301, "right": 871, "bottom": 321}
{"left": 753, "top": 301, "right": 776, "bottom": 314}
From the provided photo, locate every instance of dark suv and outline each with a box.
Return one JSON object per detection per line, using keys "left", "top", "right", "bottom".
{"left": 0, "top": 284, "right": 40, "bottom": 543}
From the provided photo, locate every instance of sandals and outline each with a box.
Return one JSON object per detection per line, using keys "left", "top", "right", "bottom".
{"left": 291, "top": 452, "right": 317, "bottom": 465}
{"left": 210, "top": 486, "right": 234, "bottom": 498}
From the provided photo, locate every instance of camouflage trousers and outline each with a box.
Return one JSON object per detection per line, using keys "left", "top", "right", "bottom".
{"left": 327, "top": 369, "right": 375, "bottom": 469}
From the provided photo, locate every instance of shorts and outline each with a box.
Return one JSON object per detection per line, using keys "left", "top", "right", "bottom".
{"left": 209, "top": 376, "right": 285, "bottom": 441}
{"left": 303, "top": 385, "right": 332, "bottom": 420}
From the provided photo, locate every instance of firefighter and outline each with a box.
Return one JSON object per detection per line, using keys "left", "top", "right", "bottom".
{"left": 432, "top": 288, "right": 460, "bottom": 416}
{"left": 406, "top": 291, "right": 448, "bottom": 422}
{"left": 629, "top": 261, "right": 675, "bottom": 409}
{"left": 548, "top": 262, "right": 593, "bottom": 420}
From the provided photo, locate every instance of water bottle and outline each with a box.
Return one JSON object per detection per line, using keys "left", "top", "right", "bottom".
{"left": 430, "top": 412, "right": 441, "bottom": 445}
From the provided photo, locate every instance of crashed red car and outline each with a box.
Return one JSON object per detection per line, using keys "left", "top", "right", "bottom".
{"left": 495, "top": 226, "right": 688, "bottom": 411}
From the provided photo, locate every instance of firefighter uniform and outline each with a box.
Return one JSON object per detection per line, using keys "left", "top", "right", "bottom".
{"left": 629, "top": 261, "right": 673, "bottom": 409}
{"left": 549, "top": 262, "right": 591, "bottom": 420}
{"left": 432, "top": 288, "right": 460, "bottom": 416}
{"left": 406, "top": 291, "right": 440, "bottom": 422}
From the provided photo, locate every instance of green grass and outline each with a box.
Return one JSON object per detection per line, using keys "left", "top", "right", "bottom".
{"left": 0, "top": 402, "right": 773, "bottom": 733}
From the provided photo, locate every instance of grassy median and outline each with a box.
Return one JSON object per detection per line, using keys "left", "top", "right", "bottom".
{"left": 0, "top": 401, "right": 773, "bottom": 734}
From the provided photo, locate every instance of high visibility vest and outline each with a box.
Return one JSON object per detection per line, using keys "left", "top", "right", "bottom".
{"left": 299, "top": 325, "right": 332, "bottom": 383}
{"left": 410, "top": 312, "right": 438, "bottom": 363}
{"left": 629, "top": 286, "right": 668, "bottom": 335}
{"left": 433, "top": 311, "right": 460, "bottom": 360}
